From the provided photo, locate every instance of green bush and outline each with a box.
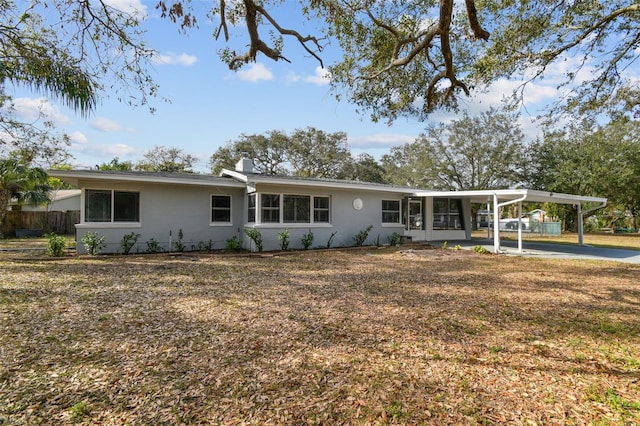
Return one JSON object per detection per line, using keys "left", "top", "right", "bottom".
{"left": 226, "top": 235, "right": 242, "bottom": 251}
{"left": 173, "top": 229, "right": 185, "bottom": 252}
{"left": 278, "top": 228, "right": 290, "bottom": 251}
{"left": 46, "top": 233, "right": 67, "bottom": 257}
{"left": 81, "top": 231, "right": 105, "bottom": 255}
{"left": 301, "top": 230, "right": 314, "bottom": 250}
{"left": 193, "top": 240, "right": 214, "bottom": 251}
{"left": 244, "top": 228, "right": 263, "bottom": 252}
{"left": 388, "top": 232, "right": 401, "bottom": 246}
{"left": 120, "top": 232, "right": 140, "bottom": 255}
{"left": 353, "top": 225, "right": 373, "bottom": 247}
{"left": 473, "top": 245, "right": 490, "bottom": 254}
{"left": 146, "top": 238, "right": 163, "bottom": 254}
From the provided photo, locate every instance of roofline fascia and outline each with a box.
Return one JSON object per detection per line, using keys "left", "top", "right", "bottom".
{"left": 48, "top": 170, "right": 245, "bottom": 188}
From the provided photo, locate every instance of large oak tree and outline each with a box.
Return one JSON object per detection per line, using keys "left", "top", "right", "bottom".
{"left": 160, "top": 0, "right": 639, "bottom": 122}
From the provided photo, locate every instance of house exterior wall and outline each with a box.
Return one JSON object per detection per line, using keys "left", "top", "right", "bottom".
{"left": 75, "top": 179, "right": 245, "bottom": 254}
{"left": 242, "top": 183, "right": 406, "bottom": 251}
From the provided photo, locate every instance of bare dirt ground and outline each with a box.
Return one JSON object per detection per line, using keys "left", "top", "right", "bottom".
{"left": 1, "top": 247, "right": 639, "bottom": 425}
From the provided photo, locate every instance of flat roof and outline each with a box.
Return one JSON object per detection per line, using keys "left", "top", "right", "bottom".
{"left": 413, "top": 189, "right": 607, "bottom": 205}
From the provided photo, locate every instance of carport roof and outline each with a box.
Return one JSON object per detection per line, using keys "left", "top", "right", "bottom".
{"left": 412, "top": 188, "right": 607, "bottom": 206}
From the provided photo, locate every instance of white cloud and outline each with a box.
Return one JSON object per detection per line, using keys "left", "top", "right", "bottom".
{"left": 303, "top": 66, "right": 331, "bottom": 86}
{"left": 103, "top": 0, "right": 147, "bottom": 18}
{"left": 71, "top": 142, "right": 138, "bottom": 158}
{"left": 69, "top": 131, "right": 88, "bottom": 145}
{"left": 152, "top": 52, "right": 198, "bottom": 66}
{"left": 8, "top": 97, "right": 70, "bottom": 125}
{"left": 348, "top": 133, "right": 417, "bottom": 149}
{"left": 91, "top": 117, "right": 135, "bottom": 133}
{"left": 237, "top": 63, "right": 274, "bottom": 82}
{"left": 285, "top": 71, "right": 301, "bottom": 83}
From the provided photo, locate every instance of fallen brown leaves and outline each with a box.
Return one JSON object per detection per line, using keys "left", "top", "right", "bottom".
{"left": 1, "top": 247, "right": 639, "bottom": 425}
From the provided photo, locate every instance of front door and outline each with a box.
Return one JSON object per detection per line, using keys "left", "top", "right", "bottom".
{"left": 408, "top": 198, "right": 423, "bottom": 230}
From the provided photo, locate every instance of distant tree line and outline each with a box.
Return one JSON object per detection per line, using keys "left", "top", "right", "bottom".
{"left": 3, "top": 109, "right": 639, "bottom": 234}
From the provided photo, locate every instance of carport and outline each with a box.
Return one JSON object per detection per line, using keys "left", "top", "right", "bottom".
{"left": 416, "top": 189, "right": 607, "bottom": 254}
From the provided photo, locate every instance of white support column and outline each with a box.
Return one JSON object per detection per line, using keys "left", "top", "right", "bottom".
{"left": 487, "top": 201, "right": 491, "bottom": 239}
{"left": 493, "top": 194, "right": 500, "bottom": 253}
{"left": 517, "top": 201, "right": 523, "bottom": 253}
{"left": 577, "top": 203, "right": 584, "bottom": 246}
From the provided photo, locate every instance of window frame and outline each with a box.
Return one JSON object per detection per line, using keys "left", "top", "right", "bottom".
{"left": 313, "top": 195, "right": 331, "bottom": 223}
{"left": 83, "top": 189, "right": 140, "bottom": 224}
{"left": 433, "top": 197, "right": 464, "bottom": 230}
{"left": 210, "top": 194, "right": 232, "bottom": 225}
{"left": 283, "top": 194, "right": 311, "bottom": 224}
{"left": 381, "top": 199, "right": 401, "bottom": 224}
{"left": 261, "top": 193, "right": 281, "bottom": 223}
{"left": 249, "top": 192, "right": 332, "bottom": 226}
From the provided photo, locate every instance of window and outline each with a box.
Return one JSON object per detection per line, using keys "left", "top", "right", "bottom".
{"left": 211, "top": 195, "right": 231, "bottom": 223}
{"left": 261, "top": 194, "right": 280, "bottom": 223}
{"left": 247, "top": 193, "right": 256, "bottom": 222}
{"left": 249, "top": 193, "right": 330, "bottom": 224}
{"left": 433, "top": 198, "right": 464, "bottom": 230}
{"left": 313, "top": 196, "right": 330, "bottom": 223}
{"left": 284, "top": 195, "right": 310, "bottom": 223}
{"left": 85, "top": 189, "right": 139, "bottom": 223}
{"left": 382, "top": 200, "right": 401, "bottom": 223}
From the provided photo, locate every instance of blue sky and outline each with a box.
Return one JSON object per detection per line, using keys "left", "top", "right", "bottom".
{"left": 7, "top": 0, "right": 626, "bottom": 172}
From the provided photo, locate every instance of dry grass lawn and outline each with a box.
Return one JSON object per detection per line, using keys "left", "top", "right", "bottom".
{"left": 471, "top": 230, "right": 640, "bottom": 251}
{"left": 1, "top": 247, "right": 639, "bottom": 425}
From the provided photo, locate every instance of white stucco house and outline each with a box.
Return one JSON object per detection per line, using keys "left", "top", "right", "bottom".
{"left": 49, "top": 160, "right": 607, "bottom": 254}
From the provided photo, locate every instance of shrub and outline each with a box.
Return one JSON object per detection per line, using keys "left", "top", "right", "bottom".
{"left": 388, "top": 232, "right": 401, "bottom": 246}
{"left": 46, "top": 233, "right": 67, "bottom": 257}
{"left": 244, "top": 228, "right": 263, "bottom": 252}
{"left": 173, "top": 229, "right": 185, "bottom": 252}
{"left": 441, "top": 241, "right": 448, "bottom": 250}
{"left": 81, "top": 231, "right": 106, "bottom": 255}
{"left": 278, "top": 228, "right": 290, "bottom": 251}
{"left": 146, "top": 238, "right": 163, "bottom": 254}
{"left": 326, "top": 231, "right": 337, "bottom": 248}
{"left": 353, "top": 225, "right": 373, "bottom": 246}
{"left": 193, "top": 240, "right": 213, "bottom": 251}
{"left": 301, "top": 230, "right": 314, "bottom": 250}
{"left": 226, "top": 235, "right": 243, "bottom": 251}
{"left": 473, "top": 245, "right": 490, "bottom": 254}
{"left": 120, "top": 232, "right": 140, "bottom": 255}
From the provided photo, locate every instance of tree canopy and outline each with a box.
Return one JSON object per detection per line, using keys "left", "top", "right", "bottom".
{"left": 528, "top": 118, "right": 640, "bottom": 229}
{"left": 381, "top": 108, "right": 526, "bottom": 190}
{"left": 136, "top": 146, "right": 197, "bottom": 173}
{"left": 209, "top": 127, "right": 353, "bottom": 178}
{"left": 161, "top": 0, "right": 639, "bottom": 122}
{"left": 2, "top": 0, "right": 636, "bottom": 132}
{"left": 0, "top": 157, "right": 50, "bottom": 237}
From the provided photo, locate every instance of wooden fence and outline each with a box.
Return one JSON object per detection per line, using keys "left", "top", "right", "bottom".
{"left": 1, "top": 210, "right": 80, "bottom": 237}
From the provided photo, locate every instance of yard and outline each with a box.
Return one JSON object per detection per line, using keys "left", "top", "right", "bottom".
{"left": 1, "top": 246, "right": 639, "bottom": 424}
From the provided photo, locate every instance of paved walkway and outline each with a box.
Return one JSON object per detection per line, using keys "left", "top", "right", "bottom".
{"left": 464, "top": 239, "right": 640, "bottom": 264}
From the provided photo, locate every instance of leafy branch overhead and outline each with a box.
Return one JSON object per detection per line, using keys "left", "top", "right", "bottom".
{"left": 157, "top": 0, "right": 639, "bottom": 122}
{"left": 156, "top": 0, "right": 326, "bottom": 70}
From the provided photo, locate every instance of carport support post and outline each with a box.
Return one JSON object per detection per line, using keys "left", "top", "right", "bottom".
{"left": 493, "top": 194, "right": 500, "bottom": 253}
{"left": 577, "top": 203, "right": 584, "bottom": 246}
{"left": 517, "top": 201, "right": 523, "bottom": 253}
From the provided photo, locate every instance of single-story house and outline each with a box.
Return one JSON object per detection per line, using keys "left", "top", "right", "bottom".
{"left": 48, "top": 159, "right": 607, "bottom": 254}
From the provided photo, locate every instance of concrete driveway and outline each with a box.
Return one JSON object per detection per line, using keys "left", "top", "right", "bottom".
{"left": 467, "top": 239, "right": 640, "bottom": 264}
